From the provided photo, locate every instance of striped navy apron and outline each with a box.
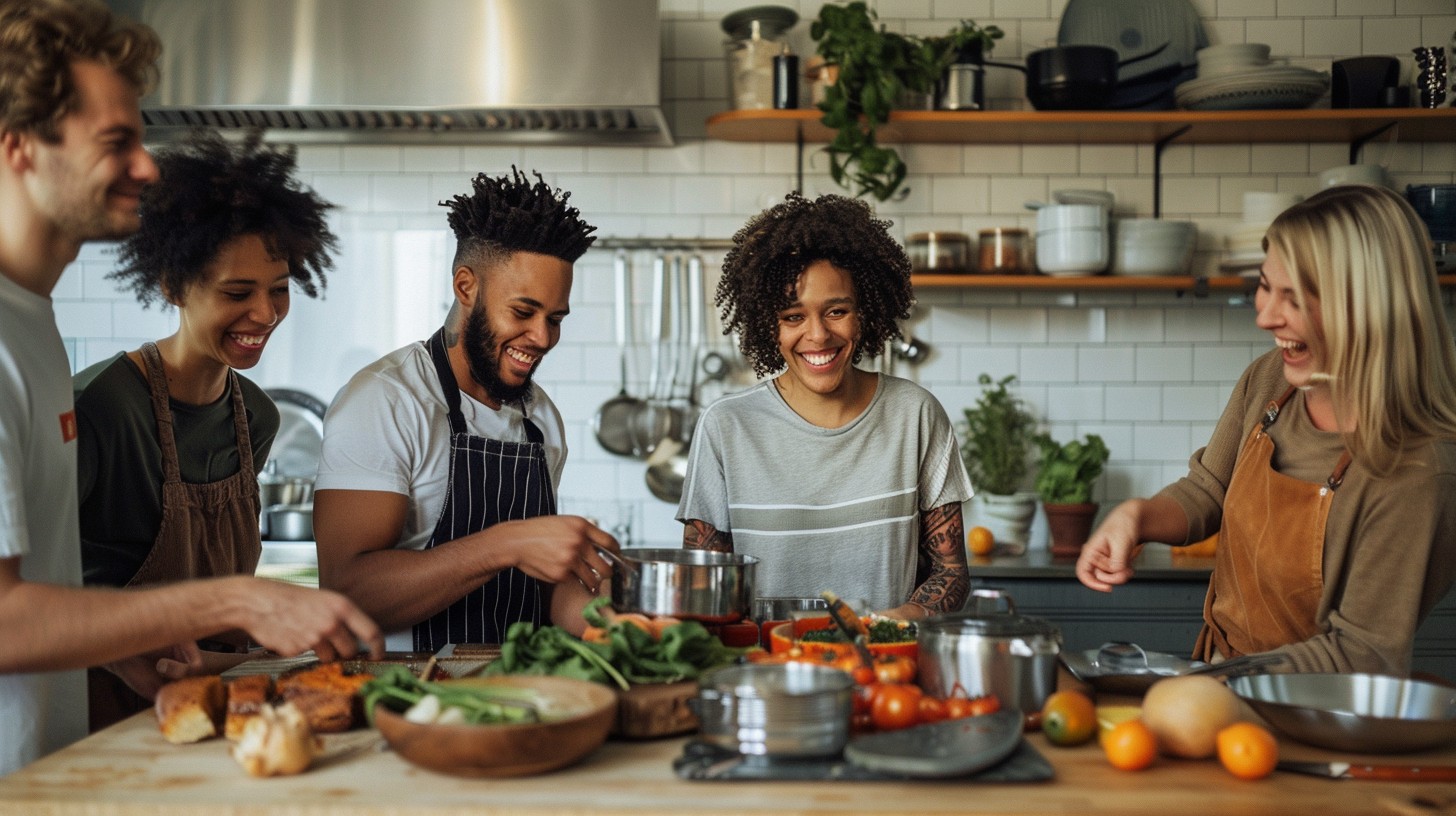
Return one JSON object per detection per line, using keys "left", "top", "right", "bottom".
{"left": 412, "top": 328, "right": 554, "bottom": 651}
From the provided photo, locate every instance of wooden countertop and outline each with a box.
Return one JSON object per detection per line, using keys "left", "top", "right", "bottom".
{"left": 973, "top": 544, "right": 1214, "bottom": 581}
{"left": 3, "top": 707, "right": 1453, "bottom": 816}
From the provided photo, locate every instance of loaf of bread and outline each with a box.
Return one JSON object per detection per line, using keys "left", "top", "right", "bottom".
{"left": 224, "top": 674, "right": 274, "bottom": 741}
{"left": 154, "top": 675, "right": 225, "bottom": 744}
{"left": 231, "top": 702, "right": 319, "bottom": 778}
{"left": 275, "top": 663, "right": 373, "bottom": 733}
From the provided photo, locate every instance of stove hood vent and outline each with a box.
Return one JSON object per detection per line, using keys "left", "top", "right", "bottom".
{"left": 110, "top": 0, "right": 672, "bottom": 146}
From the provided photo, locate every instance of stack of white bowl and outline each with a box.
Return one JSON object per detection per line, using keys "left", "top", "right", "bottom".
{"left": 1036, "top": 204, "right": 1109, "bottom": 276}
{"left": 1223, "top": 191, "right": 1303, "bottom": 273}
{"left": 1111, "top": 219, "right": 1198, "bottom": 276}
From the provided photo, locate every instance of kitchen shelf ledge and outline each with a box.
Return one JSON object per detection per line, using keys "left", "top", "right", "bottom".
{"left": 912, "top": 273, "right": 1456, "bottom": 291}
{"left": 705, "top": 107, "right": 1456, "bottom": 145}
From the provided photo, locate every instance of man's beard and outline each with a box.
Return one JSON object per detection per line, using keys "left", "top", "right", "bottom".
{"left": 464, "top": 300, "right": 533, "bottom": 405}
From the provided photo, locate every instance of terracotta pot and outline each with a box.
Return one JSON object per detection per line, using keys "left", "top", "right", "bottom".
{"left": 1042, "top": 501, "right": 1098, "bottom": 557}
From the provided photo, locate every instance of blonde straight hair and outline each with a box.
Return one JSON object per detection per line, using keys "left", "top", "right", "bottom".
{"left": 1265, "top": 184, "right": 1456, "bottom": 474}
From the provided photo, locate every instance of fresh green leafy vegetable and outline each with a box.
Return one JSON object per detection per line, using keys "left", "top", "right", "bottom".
{"left": 360, "top": 665, "right": 541, "bottom": 726}
{"left": 799, "top": 619, "right": 917, "bottom": 644}
{"left": 484, "top": 598, "right": 746, "bottom": 690}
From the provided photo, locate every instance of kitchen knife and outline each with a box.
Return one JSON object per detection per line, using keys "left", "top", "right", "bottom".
{"left": 820, "top": 591, "right": 874, "bottom": 667}
{"left": 1277, "top": 760, "right": 1456, "bottom": 781}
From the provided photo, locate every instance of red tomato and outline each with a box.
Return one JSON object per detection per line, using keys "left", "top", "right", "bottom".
{"left": 944, "top": 697, "right": 973, "bottom": 719}
{"left": 872, "top": 655, "right": 917, "bottom": 685}
{"left": 967, "top": 695, "right": 1001, "bottom": 717}
{"left": 853, "top": 682, "right": 877, "bottom": 715}
{"left": 917, "top": 695, "right": 948, "bottom": 724}
{"left": 869, "top": 683, "right": 923, "bottom": 731}
{"left": 851, "top": 712, "right": 874, "bottom": 733}
{"left": 851, "top": 666, "right": 876, "bottom": 687}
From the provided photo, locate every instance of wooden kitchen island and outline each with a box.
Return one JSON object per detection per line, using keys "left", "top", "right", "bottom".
{"left": 2, "top": 707, "right": 1454, "bottom": 816}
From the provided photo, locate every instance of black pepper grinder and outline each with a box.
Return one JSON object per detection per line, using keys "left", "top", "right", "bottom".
{"left": 773, "top": 44, "right": 799, "bottom": 109}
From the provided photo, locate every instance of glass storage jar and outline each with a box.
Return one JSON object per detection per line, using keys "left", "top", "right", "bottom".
{"left": 978, "top": 228, "right": 1029, "bottom": 274}
{"left": 722, "top": 6, "right": 799, "bottom": 111}
{"left": 907, "top": 232, "right": 972, "bottom": 272}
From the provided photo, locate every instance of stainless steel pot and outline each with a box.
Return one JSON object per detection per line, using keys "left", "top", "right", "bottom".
{"left": 264, "top": 503, "right": 314, "bottom": 541}
{"left": 917, "top": 588, "right": 1062, "bottom": 712}
{"left": 693, "top": 662, "right": 853, "bottom": 757}
{"left": 601, "top": 547, "right": 758, "bottom": 623}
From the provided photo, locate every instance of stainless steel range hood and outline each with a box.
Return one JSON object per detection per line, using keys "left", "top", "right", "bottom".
{"left": 110, "top": 0, "right": 672, "bottom": 146}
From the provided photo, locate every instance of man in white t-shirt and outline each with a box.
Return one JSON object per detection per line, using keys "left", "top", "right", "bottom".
{"left": 314, "top": 169, "right": 620, "bottom": 652}
{"left": 0, "top": 0, "right": 382, "bottom": 776}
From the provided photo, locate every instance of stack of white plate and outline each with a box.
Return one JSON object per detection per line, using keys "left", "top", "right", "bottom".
{"left": 1221, "top": 191, "right": 1303, "bottom": 274}
{"left": 1176, "top": 44, "right": 1329, "bottom": 110}
{"left": 1112, "top": 219, "right": 1197, "bottom": 276}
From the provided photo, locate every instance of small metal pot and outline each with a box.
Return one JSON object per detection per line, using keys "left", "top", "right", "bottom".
{"left": 264, "top": 503, "right": 314, "bottom": 541}
{"left": 603, "top": 548, "right": 758, "bottom": 623}
{"left": 917, "top": 588, "right": 1062, "bottom": 712}
{"left": 693, "top": 662, "right": 853, "bottom": 757}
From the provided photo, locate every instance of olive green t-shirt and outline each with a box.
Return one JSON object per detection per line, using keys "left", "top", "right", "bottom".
{"left": 74, "top": 353, "right": 278, "bottom": 587}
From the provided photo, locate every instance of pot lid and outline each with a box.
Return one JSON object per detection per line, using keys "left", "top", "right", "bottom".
{"left": 924, "top": 608, "right": 1061, "bottom": 639}
{"left": 264, "top": 388, "right": 326, "bottom": 479}
{"left": 721, "top": 5, "right": 799, "bottom": 39}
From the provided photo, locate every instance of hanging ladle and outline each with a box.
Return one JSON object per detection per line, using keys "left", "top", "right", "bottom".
{"left": 592, "top": 250, "right": 647, "bottom": 457}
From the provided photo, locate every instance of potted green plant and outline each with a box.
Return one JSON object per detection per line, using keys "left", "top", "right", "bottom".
{"left": 809, "top": 6, "right": 1001, "bottom": 201}
{"left": 960, "top": 374, "right": 1038, "bottom": 553}
{"left": 1033, "top": 433, "right": 1111, "bottom": 557}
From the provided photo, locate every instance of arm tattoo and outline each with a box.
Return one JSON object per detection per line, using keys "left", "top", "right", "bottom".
{"left": 683, "top": 519, "right": 734, "bottom": 553}
{"left": 908, "top": 503, "right": 969, "bottom": 614}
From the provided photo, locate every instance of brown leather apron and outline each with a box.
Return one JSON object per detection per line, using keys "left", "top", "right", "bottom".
{"left": 88, "top": 342, "right": 263, "bottom": 731}
{"left": 1193, "top": 386, "right": 1352, "bottom": 662}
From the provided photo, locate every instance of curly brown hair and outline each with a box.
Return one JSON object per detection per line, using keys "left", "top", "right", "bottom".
{"left": 110, "top": 129, "right": 337, "bottom": 305}
{"left": 717, "top": 193, "right": 914, "bottom": 377}
{"left": 0, "top": 0, "right": 159, "bottom": 142}
{"left": 442, "top": 167, "right": 597, "bottom": 270}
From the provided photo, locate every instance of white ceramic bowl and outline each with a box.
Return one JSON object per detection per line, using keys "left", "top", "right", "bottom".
{"left": 1112, "top": 219, "right": 1196, "bottom": 276}
{"left": 1318, "top": 163, "right": 1390, "bottom": 189}
{"left": 1037, "top": 203, "right": 1108, "bottom": 232}
{"left": 1037, "top": 228, "right": 1108, "bottom": 275}
{"left": 1242, "top": 191, "right": 1303, "bottom": 225}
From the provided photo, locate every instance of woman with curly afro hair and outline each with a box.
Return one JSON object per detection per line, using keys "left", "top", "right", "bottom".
{"left": 73, "top": 129, "right": 337, "bottom": 728}
{"left": 676, "top": 193, "right": 973, "bottom": 619}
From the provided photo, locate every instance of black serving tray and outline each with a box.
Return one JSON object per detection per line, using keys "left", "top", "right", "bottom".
{"left": 672, "top": 738, "right": 1053, "bottom": 783}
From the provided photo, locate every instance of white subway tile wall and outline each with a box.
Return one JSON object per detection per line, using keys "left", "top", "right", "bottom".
{"left": 64, "top": 1, "right": 1456, "bottom": 549}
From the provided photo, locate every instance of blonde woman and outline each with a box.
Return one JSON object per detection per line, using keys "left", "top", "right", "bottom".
{"left": 1077, "top": 184, "right": 1456, "bottom": 675}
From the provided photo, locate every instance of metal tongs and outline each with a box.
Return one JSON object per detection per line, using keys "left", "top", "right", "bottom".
{"left": 821, "top": 590, "right": 875, "bottom": 667}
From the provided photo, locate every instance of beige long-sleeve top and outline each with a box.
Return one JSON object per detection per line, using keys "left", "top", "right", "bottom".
{"left": 1158, "top": 349, "right": 1456, "bottom": 674}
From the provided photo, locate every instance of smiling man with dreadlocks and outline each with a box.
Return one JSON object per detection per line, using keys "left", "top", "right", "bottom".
{"left": 314, "top": 169, "right": 620, "bottom": 649}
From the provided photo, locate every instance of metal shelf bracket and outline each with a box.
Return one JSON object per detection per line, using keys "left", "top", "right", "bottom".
{"left": 1349, "top": 121, "right": 1398, "bottom": 165}
{"left": 1153, "top": 125, "right": 1192, "bottom": 219}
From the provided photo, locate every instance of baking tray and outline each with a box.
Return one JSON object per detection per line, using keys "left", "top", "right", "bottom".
{"left": 673, "top": 738, "right": 1052, "bottom": 782}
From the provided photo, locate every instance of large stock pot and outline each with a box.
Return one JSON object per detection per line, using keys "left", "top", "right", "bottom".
{"left": 917, "top": 588, "right": 1063, "bottom": 713}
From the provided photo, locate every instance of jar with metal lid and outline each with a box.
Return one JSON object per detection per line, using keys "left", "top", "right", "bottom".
{"left": 906, "top": 231, "right": 971, "bottom": 272}
{"left": 978, "top": 227, "right": 1029, "bottom": 274}
{"left": 917, "top": 588, "right": 1062, "bottom": 712}
{"left": 722, "top": 6, "right": 799, "bottom": 111}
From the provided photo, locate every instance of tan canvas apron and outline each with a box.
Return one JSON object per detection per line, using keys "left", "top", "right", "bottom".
{"left": 1194, "top": 386, "right": 1352, "bottom": 662}
{"left": 88, "top": 343, "right": 263, "bottom": 731}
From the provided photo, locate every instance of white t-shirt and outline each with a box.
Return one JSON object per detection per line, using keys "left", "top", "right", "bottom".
{"left": 0, "top": 274, "right": 87, "bottom": 776}
{"left": 315, "top": 341, "right": 567, "bottom": 648}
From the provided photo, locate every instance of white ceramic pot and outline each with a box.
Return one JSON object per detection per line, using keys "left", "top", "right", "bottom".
{"left": 976, "top": 492, "right": 1038, "bottom": 555}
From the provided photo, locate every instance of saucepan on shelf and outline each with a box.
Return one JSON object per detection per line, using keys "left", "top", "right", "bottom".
{"left": 985, "top": 42, "right": 1168, "bottom": 110}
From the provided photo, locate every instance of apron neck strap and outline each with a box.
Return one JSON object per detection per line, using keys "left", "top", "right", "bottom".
{"left": 1261, "top": 384, "right": 1353, "bottom": 491}
{"left": 425, "top": 328, "right": 543, "bottom": 444}
{"left": 1261, "top": 386, "right": 1300, "bottom": 430}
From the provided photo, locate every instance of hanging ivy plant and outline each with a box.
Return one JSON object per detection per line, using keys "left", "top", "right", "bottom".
{"left": 810, "top": 3, "right": 1002, "bottom": 201}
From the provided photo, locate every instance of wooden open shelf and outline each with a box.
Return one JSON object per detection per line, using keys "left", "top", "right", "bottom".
{"left": 912, "top": 273, "right": 1456, "bottom": 291}
{"left": 706, "top": 108, "right": 1456, "bottom": 145}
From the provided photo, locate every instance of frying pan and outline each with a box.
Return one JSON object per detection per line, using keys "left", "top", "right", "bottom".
{"left": 985, "top": 42, "right": 1167, "bottom": 110}
{"left": 591, "top": 250, "right": 646, "bottom": 457}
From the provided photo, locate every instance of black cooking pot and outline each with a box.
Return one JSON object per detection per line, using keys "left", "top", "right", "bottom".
{"left": 986, "top": 42, "right": 1168, "bottom": 111}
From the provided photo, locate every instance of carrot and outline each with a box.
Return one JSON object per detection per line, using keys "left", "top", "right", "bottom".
{"left": 645, "top": 615, "right": 682, "bottom": 639}
{"left": 580, "top": 626, "right": 611, "bottom": 644}
{"left": 612, "top": 613, "right": 655, "bottom": 638}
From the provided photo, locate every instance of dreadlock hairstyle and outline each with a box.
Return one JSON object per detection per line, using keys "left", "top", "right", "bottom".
{"left": 442, "top": 167, "right": 597, "bottom": 270}
{"left": 717, "top": 192, "right": 914, "bottom": 377}
{"left": 110, "top": 129, "right": 337, "bottom": 306}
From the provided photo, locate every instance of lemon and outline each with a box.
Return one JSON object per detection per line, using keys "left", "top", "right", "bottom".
{"left": 1095, "top": 705, "right": 1142, "bottom": 745}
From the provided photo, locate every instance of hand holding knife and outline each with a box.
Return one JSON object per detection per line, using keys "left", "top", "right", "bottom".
{"left": 1277, "top": 760, "right": 1456, "bottom": 781}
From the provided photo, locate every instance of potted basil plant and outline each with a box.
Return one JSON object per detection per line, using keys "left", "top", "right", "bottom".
{"left": 1033, "top": 433, "right": 1111, "bottom": 557}
{"left": 960, "top": 374, "right": 1038, "bottom": 554}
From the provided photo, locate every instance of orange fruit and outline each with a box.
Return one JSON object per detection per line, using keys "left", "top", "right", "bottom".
{"left": 1102, "top": 719, "right": 1158, "bottom": 771}
{"left": 1040, "top": 690, "right": 1097, "bottom": 746}
{"left": 967, "top": 526, "right": 995, "bottom": 556}
{"left": 1216, "top": 722, "right": 1279, "bottom": 780}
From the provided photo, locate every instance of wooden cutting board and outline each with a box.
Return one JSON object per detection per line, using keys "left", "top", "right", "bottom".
{"left": 614, "top": 681, "right": 698, "bottom": 739}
